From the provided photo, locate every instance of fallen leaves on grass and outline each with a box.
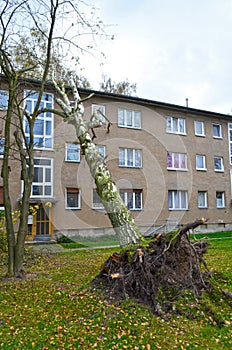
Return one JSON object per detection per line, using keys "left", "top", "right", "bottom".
{"left": 0, "top": 242, "right": 231, "bottom": 349}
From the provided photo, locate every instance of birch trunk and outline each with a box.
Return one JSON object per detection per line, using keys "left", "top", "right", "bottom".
{"left": 56, "top": 82, "right": 143, "bottom": 246}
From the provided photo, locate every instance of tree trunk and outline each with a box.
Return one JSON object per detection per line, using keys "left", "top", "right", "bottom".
{"left": 56, "top": 82, "right": 143, "bottom": 246}
{"left": 14, "top": 181, "right": 32, "bottom": 277}
{"left": 84, "top": 137, "right": 142, "bottom": 246}
{"left": 13, "top": 125, "right": 35, "bottom": 276}
{"left": 1, "top": 79, "right": 17, "bottom": 277}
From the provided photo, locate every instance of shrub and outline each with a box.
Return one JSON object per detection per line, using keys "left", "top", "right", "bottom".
{"left": 56, "top": 235, "right": 75, "bottom": 243}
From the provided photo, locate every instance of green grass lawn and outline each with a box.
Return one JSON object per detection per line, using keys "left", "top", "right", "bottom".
{"left": 58, "top": 235, "right": 120, "bottom": 249}
{"left": 0, "top": 238, "right": 231, "bottom": 349}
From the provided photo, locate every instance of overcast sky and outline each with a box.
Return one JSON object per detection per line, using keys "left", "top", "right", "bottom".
{"left": 81, "top": 0, "right": 232, "bottom": 114}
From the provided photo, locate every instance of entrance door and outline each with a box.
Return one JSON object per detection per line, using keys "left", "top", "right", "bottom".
{"left": 27, "top": 204, "right": 53, "bottom": 241}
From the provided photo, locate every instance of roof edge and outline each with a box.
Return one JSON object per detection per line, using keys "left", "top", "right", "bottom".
{"left": 0, "top": 73, "right": 230, "bottom": 119}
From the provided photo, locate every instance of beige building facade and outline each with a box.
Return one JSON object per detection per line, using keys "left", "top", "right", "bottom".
{"left": 1, "top": 77, "right": 232, "bottom": 241}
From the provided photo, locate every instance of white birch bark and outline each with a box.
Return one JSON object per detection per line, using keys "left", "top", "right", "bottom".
{"left": 55, "top": 81, "right": 142, "bottom": 246}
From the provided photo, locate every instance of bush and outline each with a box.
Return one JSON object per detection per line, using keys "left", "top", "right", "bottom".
{"left": 56, "top": 235, "right": 75, "bottom": 243}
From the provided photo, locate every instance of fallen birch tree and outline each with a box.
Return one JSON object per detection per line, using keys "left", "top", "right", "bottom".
{"left": 55, "top": 80, "right": 143, "bottom": 246}
{"left": 54, "top": 83, "right": 220, "bottom": 312}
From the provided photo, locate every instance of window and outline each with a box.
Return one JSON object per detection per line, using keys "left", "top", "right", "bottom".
{"left": 196, "top": 155, "right": 206, "bottom": 170}
{"left": 0, "top": 90, "right": 9, "bottom": 110}
{"left": 92, "top": 104, "right": 105, "bottom": 123}
{"left": 194, "top": 121, "right": 205, "bottom": 136}
{"left": 198, "top": 191, "right": 207, "bottom": 208}
{"left": 166, "top": 116, "right": 186, "bottom": 134}
{"left": 0, "top": 138, "right": 4, "bottom": 158}
{"left": 213, "top": 123, "right": 222, "bottom": 138}
{"left": 96, "top": 145, "right": 106, "bottom": 158}
{"left": 216, "top": 191, "right": 225, "bottom": 208}
{"left": 214, "top": 156, "right": 224, "bottom": 172}
{"left": 118, "top": 109, "right": 141, "bottom": 129}
{"left": 31, "top": 158, "right": 53, "bottom": 197}
{"left": 228, "top": 123, "right": 232, "bottom": 164}
{"left": 66, "top": 188, "right": 80, "bottom": 209}
{"left": 167, "top": 152, "right": 187, "bottom": 170}
{"left": 168, "top": 190, "right": 188, "bottom": 210}
{"left": 24, "top": 91, "right": 54, "bottom": 149}
{"left": 119, "top": 148, "right": 142, "bottom": 168}
{"left": 92, "top": 189, "right": 104, "bottom": 209}
{"left": 120, "top": 189, "right": 143, "bottom": 210}
{"left": 65, "top": 143, "right": 80, "bottom": 162}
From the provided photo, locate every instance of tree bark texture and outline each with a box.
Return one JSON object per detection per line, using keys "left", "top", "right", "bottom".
{"left": 1, "top": 77, "right": 17, "bottom": 276}
{"left": 56, "top": 82, "right": 142, "bottom": 246}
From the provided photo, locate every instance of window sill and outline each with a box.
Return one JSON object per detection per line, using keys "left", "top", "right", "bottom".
{"left": 196, "top": 168, "right": 207, "bottom": 171}
{"left": 118, "top": 125, "right": 142, "bottom": 130}
{"left": 34, "top": 148, "right": 54, "bottom": 152}
{"left": 214, "top": 170, "right": 224, "bottom": 173}
{"left": 65, "top": 160, "right": 81, "bottom": 163}
{"left": 129, "top": 208, "right": 143, "bottom": 211}
{"left": 166, "top": 131, "right": 187, "bottom": 136}
{"left": 65, "top": 207, "right": 81, "bottom": 210}
{"left": 167, "top": 168, "right": 188, "bottom": 171}
{"left": 168, "top": 208, "right": 189, "bottom": 211}
{"left": 118, "top": 165, "right": 142, "bottom": 169}
{"left": 195, "top": 134, "right": 205, "bottom": 137}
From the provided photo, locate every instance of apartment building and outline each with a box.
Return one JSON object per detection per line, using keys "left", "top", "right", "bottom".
{"left": 0, "top": 77, "right": 232, "bottom": 241}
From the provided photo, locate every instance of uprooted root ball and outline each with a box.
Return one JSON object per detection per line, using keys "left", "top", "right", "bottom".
{"left": 92, "top": 220, "right": 212, "bottom": 314}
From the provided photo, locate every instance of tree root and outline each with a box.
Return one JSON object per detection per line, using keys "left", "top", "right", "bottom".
{"left": 92, "top": 219, "right": 213, "bottom": 313}
{"left": 222, "top": 289, "right": 232, "bottom": 299}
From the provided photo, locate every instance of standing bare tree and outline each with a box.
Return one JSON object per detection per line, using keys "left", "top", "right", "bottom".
{"left": 100, "top": 74, "right": 137, "bottom": 96}
{"left": 0, "top": 0, "right": 141, "bottom": 277}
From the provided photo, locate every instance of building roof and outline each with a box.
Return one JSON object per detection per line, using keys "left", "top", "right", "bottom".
{"left": 1, "top": 73, "right": 231, "bottom": 120}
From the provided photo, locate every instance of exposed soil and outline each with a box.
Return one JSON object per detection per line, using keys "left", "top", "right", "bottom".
{"left": 92, "top": 219, "right": 212, "bottom": 314}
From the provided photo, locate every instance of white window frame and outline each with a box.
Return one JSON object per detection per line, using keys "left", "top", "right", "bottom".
{"left": 166, "top": 116, "right": 186, "bottom": 135}
{"left": 0, "top": 90, "right": 9, "bottom": 110}
{"left": 92, "top": 104, "right": 106, "bottom": 123}
{"left": 24, "top": 90, "right": 54, "bottom": 150}
{"left": 196, "top": 155, "right": 207, "bottom": 171}
{"left": 118, "top": 109, "right": 141, "bottom": 129}
{"left": 96, "top": 145, "right": 106, "bottom": 158}
{"left": 213, "top": 123, "right": 222, "bottom": 139}
{"left": 120, "top": 189, "right": 143, "bottom": 210}
{"left": 216, "top": 191, "right": 225, "bottom": 208}
{"left": 194, "top": 121, "right": 205, "bottom": 136}
{"left": 92, "top": 189, "right": 104, "bottom": 209}
{"left": 198, "top": 191, "right": 208, "bottom": 208}
{"left": 0, "top": 137, "right": 5, "bottom": 158}
{"left": 31, "top": 158, "right": 53, "bottom": 198}
{"left": 168, "top": 190, "right": 188, "bottom": 210}
{"left": 228, "top": 123, "right": 232, "bottom": 165}
{"left": 65, "top": 143, "right": 80, "bottom": 162}
{"left": 167, "top": 152, "right": 187, "bottom": 171}
{"left": 65, "top": 188, "right": 81, "bottom": 209}
{"left": 214, "top": 156, "right": 224, "bottom": 172}
{"left": 119, "top": 148, "right": 142, "bottom": 168}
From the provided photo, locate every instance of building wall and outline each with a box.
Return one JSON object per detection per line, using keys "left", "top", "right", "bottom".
{"left": 1, "top": 80, "right": 232, "bottom": 239}
{"left": 51, "top": 94, "right": 232, "bottom": 237}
